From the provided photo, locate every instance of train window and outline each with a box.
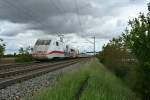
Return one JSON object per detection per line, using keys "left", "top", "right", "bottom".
{"left": 71, "top": 49, "right": 75, "bottom": 52}
{"left": 44, "top": 40, "right": 51, "bottom": 45}
{"left": 56, "top": 42, "right": 59, "bottom": 46}
{"left": 35, "top": 40, "right": 40, "bottom": 45}
{"left": 35, "top": 40, "right": 51, "bottom": 45}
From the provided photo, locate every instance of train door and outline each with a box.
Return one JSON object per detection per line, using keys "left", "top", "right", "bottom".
{"left": 55, "top": 41, "right": 64, "bottom": 57}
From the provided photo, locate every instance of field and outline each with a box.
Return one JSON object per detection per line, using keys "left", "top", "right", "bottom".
{"left": 31, "top": 58, "right": 141, "bottom": 100}
{"left": 0, "top": 57, "right": 16, "bottom": 64}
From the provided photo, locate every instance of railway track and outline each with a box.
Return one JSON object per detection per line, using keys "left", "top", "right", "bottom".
{"left": 0, "top": 58, "right": 85, "bottom": 89}
{"left": 0, "top": 59, "right": 73, "bottom": 70}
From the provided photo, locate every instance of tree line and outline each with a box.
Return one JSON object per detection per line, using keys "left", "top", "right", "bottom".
{"left": 0, "top": 40, "right": 33, "bottom": 63}
{"left": 0, "top": 39, "right": 5, "bottom": 59}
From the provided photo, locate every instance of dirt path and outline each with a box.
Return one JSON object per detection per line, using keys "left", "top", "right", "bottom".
{"left": 75, "top": 76, "right": 89, "bottom": 100}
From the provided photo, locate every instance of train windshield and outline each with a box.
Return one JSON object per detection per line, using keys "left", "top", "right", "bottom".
{"left": 35, "top": 40, "right": 51, "bottom": 45}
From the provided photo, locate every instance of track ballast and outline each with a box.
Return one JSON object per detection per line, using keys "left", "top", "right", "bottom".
{"left": 0, "top": 58, "right": 87, "bottom": 89}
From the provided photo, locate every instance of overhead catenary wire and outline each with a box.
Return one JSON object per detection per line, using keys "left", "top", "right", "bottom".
{"left": 74, "top": 0, "right": 95, "bottom": 46}
{"left": 2, "top": 0, "right": 70, "bottom": 40}
{"left": 1, "top": 0, "right": 46, "bottom": 30}
{"left": 74, "top": 0, "right": 84, "bottom": 32}
{"left": 49, "top": 0, "right": 69, "bottom": 23}
{"left": 2, "top": 0, "right": 84, "bottom": 35}
{"left": 55, "top": 0, "right": 88, "bottom": 33}
{"left": 57, "top": 0, "right": 67, "bottom": 14}
{"left": 1, "top": 0, "right": 34, "bottom": 20}
{"left": 56, "top": 1, "right": 93, "bottom": 50}
{"left": 2, "top": 0, "right": 70, "bottom": 30}
{"left": 1, "top": 0, "right": 71, "bottom": 36}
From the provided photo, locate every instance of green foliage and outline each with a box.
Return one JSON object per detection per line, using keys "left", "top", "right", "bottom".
{"left": 98, "top": 37, "right": 135, "bottom": 78}
{"left": 15, "top": 47, "right": 33, "bottom": 63}
{"left": 0, "top": 38, "right": 5, "bottom": 61}
{"left": 31, "top": 58, "right": 140, "bottom": 100}
{"left": 98, "top": 3, "right": 150, "bottom": 99}
{"left": 122, "top": 6, "right": 150, "bottom": 99}
{"left": 123, "top": 15, "right": 150, "bottom": 62}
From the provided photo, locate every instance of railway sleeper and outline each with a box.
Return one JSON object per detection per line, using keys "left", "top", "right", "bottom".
{"left": 0, "top": 60, "right": 80, "bottom": 89}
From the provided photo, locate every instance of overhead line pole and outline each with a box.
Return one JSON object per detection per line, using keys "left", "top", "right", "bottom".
{"left": 84, "top": 35, "right": 96, "bottom": 56}
{"left": 93, "top": 36, "right": 95, "bottom": 56}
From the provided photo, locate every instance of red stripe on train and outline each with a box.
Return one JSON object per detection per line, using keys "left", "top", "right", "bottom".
{"left": 47, "top": 51, "right": 64, "bottom": 54}
{"left": 32, "top": 51, "right": 64, "bottom": 55}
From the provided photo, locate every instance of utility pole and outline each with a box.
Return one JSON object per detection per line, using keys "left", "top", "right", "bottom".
{"left": 93, "top": 36, "right": 95, "bottom": 56}
{"left": 84, "top": 35, "right": 96, "bottom": 56}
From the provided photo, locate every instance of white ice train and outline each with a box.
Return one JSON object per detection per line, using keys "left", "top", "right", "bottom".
{"left": 32, "top": 38, "right": 79, "bottom": 60}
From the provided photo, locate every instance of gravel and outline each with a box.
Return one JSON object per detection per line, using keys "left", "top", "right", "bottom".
{"left": 0, "top": 59, "right": 89, "bottom": 100}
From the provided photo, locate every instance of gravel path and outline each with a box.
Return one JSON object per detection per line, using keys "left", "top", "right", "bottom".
{"left": 0, "top": 59, "right": 90, "bottom": 100}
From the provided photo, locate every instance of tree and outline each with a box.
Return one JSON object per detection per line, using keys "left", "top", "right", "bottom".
{"left": 122, "top": 4, "right": 150, "bottom": 99}
{"left": 16, "top": 46, "right": 33, "bottom": 62}
{"left": 0, "top": 38, "right": 5, "bottom": 59}
{"left": 98, "top": 37, "right": 135, "bottom": 78}
{"left": 19, "top": 46, "right": 32, "bottom": 55}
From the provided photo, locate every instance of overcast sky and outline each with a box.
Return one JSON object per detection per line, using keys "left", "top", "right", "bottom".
{"left": 0, "top": 0, "right": 148, "bottom": 54}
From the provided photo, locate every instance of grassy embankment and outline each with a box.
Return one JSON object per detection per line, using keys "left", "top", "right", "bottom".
{"left": 31, "top": 58, "right": 140, "bottom": 100}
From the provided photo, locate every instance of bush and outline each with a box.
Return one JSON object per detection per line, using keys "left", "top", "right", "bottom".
{"left": 134, "top": 62, "right": 150, "bottom": 99}
{"left": 15, "top": 47, "right": 33, "bottom": 63}
{"left": 15, "top": 53, "right": 33, "bottom": 63}
{"left": 98, "top": 38, "right": 135, "bottom": 79}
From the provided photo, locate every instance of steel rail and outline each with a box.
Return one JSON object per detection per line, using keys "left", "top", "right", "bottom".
{"left": 0, "top": 59, "right": 82, "bottom": 89}
{"left": 0, "top": 59, "right": 80, "bottom": 78}
{"left": 0, "top": 61, "right": 39, "bottom": 70}
{"left": 0, "top": 58, "right": 79, "bottom": 70}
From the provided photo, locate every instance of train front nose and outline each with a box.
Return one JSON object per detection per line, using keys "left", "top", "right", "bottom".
{"left": 32, "top": 39, "right": 51, "bottom": 60}
{"left": 32, "top": 51, "right": 48, "bottom": 59}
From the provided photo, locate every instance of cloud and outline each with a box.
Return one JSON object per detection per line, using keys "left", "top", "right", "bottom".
{"left": 0, "top": 0, "right": 148, "bottom": 53}
{"left": 0, "top": 0, "right": 148, "bottom": 35}
{"left": 0, "top": 20, "right": 30, "bottom": 36}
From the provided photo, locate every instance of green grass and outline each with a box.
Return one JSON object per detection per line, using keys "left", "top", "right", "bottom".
{"left": 31, "top": 58, "right": 141, "bottom": 100}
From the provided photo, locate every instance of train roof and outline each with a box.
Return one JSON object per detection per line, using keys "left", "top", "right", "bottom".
{"left": 37, "top": 38, "right": 59, "bottom": 41}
